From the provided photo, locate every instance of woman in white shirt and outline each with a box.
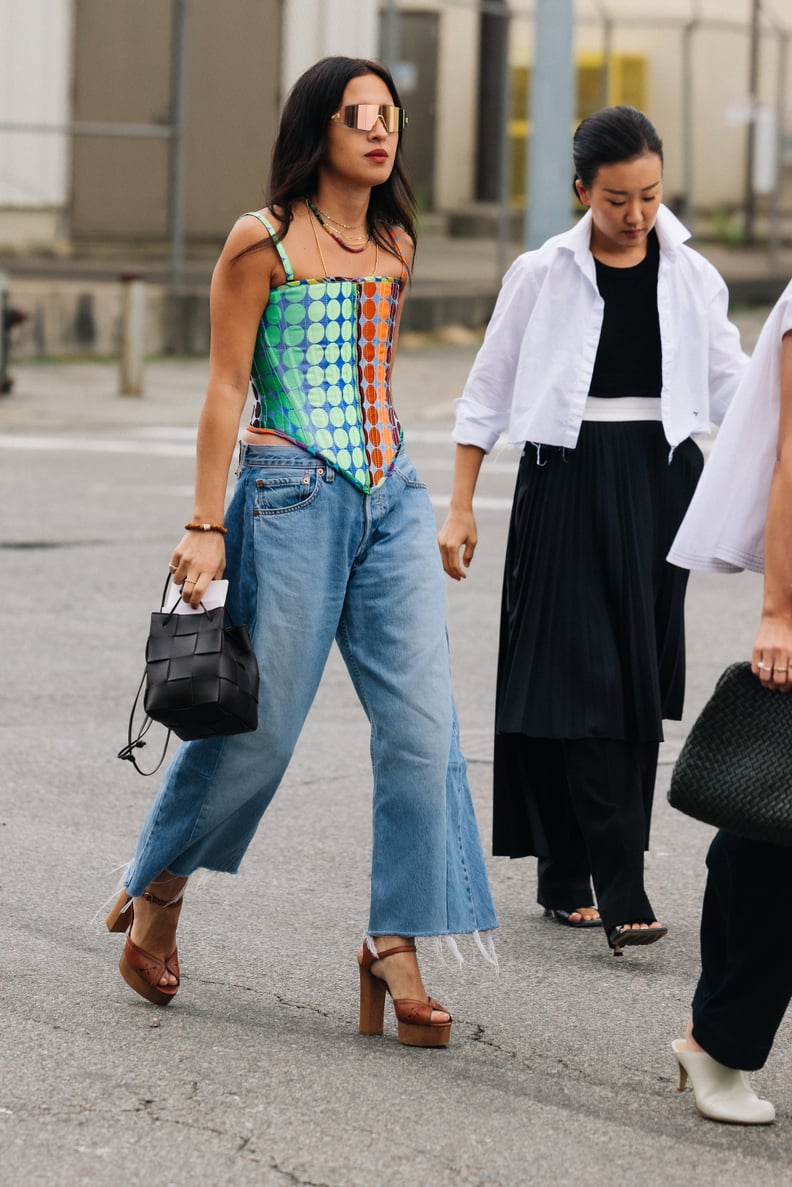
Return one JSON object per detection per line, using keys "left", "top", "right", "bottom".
{"left": 438, "top": 107, "right": 747, "bottom": 955}
{"left": 667, "top": 283, "right": 792, "bottom": 1124}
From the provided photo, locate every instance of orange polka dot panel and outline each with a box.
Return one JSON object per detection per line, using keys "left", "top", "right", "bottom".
{"left": 249, "top": 276, "right": 403, "bottom": 492}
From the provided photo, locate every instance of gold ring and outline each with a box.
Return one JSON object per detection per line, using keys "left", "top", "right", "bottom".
{"left": 168, "top": 563, "right": 177, "bottom": 573}
{"left": 184, "top": 578, "right": 196, "bottom": 585}
{"left": 758, "top": 662, "right": 769, "bottom": 670}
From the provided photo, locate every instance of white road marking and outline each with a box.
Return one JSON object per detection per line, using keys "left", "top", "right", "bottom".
{"left": 0, "top": 431, "right": 515, "bottom": 511}
{"left": 0, "top": 434, "right": 195, "bottom": 457}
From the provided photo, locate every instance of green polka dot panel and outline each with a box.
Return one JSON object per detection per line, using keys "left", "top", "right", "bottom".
{"left": 283, "top": 325, "right": 305, "bottom": 347}
{"left": 249, "top": 275, "right": 403, "bottom": 493}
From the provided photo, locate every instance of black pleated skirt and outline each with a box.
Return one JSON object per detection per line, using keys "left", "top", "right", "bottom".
{"left": 492, "top": 422, "right": 703, "bottom": 860}
{"left": 495, "top": 421, "right": 703, "bottom": 741}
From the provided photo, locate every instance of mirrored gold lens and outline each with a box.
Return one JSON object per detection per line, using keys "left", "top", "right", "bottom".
{"left": 331, "top": 104, "right": 407, "bottom": 132}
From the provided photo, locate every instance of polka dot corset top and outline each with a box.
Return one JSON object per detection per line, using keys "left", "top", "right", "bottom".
{"left": 246, "top": 211, "right": 404, "bottom": 492}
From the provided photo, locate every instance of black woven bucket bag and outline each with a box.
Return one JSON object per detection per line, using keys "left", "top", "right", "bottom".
{"left": 668, "top": 661, "right": 792, "bottom": 847}
{"left": 119, "top": 575, "right": 259, "bottom": 774}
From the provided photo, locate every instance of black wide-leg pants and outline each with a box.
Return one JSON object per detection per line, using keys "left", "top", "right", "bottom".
{"left": 495, "top": 734, "right": 658, "bottom": 936}
{"left": 691, "top": 830, "right": 792, "bottom": 1070}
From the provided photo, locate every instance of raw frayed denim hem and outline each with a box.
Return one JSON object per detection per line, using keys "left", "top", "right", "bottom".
{"left": 364, "top": 929, "right": 499, "bottom": 971}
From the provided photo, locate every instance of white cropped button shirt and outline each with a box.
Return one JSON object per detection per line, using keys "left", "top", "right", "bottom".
{"left": 453, "top": 205, "right": 748, "bottom": 454}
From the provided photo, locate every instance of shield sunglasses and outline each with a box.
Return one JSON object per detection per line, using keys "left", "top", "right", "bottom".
{"left": 330, "top": 104, "right": 408, "bottom": 133}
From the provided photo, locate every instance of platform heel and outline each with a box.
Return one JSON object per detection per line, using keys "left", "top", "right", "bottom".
{"left": 357, "top": 941, "right": 452, "bottom": 1048}
{"left": 106, "top": 886, "right": 183, "bottom": 1006}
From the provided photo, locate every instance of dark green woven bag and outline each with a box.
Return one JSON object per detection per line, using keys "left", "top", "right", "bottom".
{"left": 669, "top": 661, "right": 792, "bottom": 847}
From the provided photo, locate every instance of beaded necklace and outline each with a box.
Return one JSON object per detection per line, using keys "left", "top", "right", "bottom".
{"left": 306, "top": 198, "right": 378, "bottom": 277}
{"left": 306, "top": 198, "right": 370, "bottom": 254}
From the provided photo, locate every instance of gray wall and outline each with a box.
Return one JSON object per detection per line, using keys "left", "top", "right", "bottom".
{"left": 70, "top": 0, "right": 282, "bottom": 243}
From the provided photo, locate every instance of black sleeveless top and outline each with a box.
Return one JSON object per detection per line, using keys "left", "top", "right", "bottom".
{"left": 588, "top": 229, "right": 662, "bottom": 399}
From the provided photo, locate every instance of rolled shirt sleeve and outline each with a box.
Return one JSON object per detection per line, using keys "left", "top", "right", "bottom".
{"left": 453, "top": 257, "right": 541, "bottom": 453}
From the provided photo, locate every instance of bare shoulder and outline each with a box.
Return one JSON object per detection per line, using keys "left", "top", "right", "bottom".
{"left": 222, "top": 208, "right": 284, "bottom": 258}
{"left": 211, "top": 209, "right": 287, "bottom": 297}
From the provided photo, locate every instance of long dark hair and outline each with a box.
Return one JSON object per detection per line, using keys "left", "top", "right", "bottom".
{"left": 266, "top": 56, "right": 417, "bottom": 257}
{"left": 573, "top": 105, "right": 663, "bottom": 192}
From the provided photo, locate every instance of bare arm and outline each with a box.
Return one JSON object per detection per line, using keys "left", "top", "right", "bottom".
{"left": 170, "top": 217, "right": 276, "bottom": 606}
{"left": 437, "top": 443, "right": 486, "bottom": 580}
{"left": 753, "top": 329, "right": 792, "bottom": 689}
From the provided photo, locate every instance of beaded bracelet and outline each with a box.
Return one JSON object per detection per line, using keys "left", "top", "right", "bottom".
{"left": 184, "top": 521, "right": 228, "bottom": 535}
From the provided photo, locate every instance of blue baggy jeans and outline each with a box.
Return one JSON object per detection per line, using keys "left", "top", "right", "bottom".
{"left": 124, "top": 444, "right": 498, "bottom": 940}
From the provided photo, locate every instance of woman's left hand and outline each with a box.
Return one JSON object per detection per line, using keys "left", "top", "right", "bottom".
{"left": 752, "top": 620, "right": 792, "bottom": 690}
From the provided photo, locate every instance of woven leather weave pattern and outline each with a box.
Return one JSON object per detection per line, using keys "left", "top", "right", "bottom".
{"left": 144, "top": 606, "right": 259, "bottom": 741}
{"left": 668, "top": 661, "right": 792, "bottom": 847}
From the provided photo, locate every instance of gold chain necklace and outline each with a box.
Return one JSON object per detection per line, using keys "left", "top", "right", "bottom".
{"left": 311, "top": 201, "right": 366, "bottom": 230}
{"left": 307, "top": 199, "right": 370, "bottom": 253}
{"left": 306, "top": 199, "right": 378, "bottom": 277}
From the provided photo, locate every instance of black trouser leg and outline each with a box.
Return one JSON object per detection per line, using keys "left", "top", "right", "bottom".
{"left": 561, "top": 737, "right": 659, "bottom": 937}
{"left": 692, "top": 830, "right": 792, "bottom": 1070}
{"left": 515, "top": 738, "right": 594, "bottom": 909}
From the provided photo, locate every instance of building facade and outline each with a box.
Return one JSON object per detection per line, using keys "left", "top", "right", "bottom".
{"left": 0, "top": 0, "right": 790, "bottom": 252}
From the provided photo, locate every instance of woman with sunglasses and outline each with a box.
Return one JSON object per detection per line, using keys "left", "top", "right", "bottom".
{"left": 106, "top": 56, "right": 498, "bottom": 1043}
{"left": 439, "top": 106, "right": 747, "bottom": 956}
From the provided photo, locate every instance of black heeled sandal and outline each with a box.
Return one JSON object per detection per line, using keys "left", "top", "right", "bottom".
{"left": 608, "top": 922, "right": 668, "bottom": 956}
{"left": 543, "top": 907, "right": 602, "bottom": 929}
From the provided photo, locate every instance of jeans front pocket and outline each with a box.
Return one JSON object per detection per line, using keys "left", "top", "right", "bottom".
{"left": 253, "top": 465, "right": 324, "bottom": 515}
{"left": 392, "top": 454, "right": 427, "bottom": 490}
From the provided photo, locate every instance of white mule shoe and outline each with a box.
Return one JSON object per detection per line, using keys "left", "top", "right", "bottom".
{"left": 672, "top": 1040, "right": 775, "bottom": 1124}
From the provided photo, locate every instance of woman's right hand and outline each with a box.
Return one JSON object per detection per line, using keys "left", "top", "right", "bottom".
{"left": 438, "top": 509, "right": 478, "bottom": 581}
{"left": 170, "top": 531, "right": 226, "bottom": 608}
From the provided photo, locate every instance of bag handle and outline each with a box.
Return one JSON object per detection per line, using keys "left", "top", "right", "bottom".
{"left": 117, "top": 666, "right": 172, "bottom": 776}
{"left": 117, "top": 571, "right": 176, "bottom": 776}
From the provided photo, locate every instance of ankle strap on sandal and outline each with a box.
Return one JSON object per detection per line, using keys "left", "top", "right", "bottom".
{"left": 370, "top": 943, "right": 416, "bottom": 960}
{"left": 140, "top": 890, "right": 182, "bottom": 909}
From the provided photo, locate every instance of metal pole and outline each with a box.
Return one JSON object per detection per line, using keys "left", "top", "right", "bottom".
{"left": 769, "top": 31, "right": 788, "bottom": 271}
{"left": 381, "top": 0, "right": 401, "bottom": 72}
{"left": 600, "top": 17, "right": 613, "bottom": 109}
{"left": 743, "top": 0, "right": 761, "bottom": 243}
{"left": 496, "top": 5, "right": 514, "bottom": 281}
{"left": 680, "top": 15, "right": 698, "bottom": 226}
{"left": 169, "top": 0, "right": 189, "bottom": 285}
{"left": 119, "top": 272, "right": 147, "bottom": 396}
{"left": 476, "top": 0, "right": 510, "bottom": 203}
{"left": 526, "top": 0, "right": 575, "bottom": 249}
{"left": 0, "top": 272, "right": 8, "bottom": 393}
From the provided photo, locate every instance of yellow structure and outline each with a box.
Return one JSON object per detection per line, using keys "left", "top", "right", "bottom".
{"left": 508, "top": 53, "right": 648, "bottom": 205}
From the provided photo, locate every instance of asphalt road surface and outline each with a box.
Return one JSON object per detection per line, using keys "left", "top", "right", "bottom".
{"left": 2, "top": 313, "right": 790, "bottom": 1186}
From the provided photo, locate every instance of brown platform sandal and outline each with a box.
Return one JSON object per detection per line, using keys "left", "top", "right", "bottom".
{"left": 358, "top": 942, "right": 452, "bottom": 1048}
{"left": 106, "top": 889, "right": 181, "bottom": 1006}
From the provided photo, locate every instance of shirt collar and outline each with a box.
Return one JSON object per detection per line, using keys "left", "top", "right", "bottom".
{"left": 561, "top": 202, "right": 691, "bottom": 272}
